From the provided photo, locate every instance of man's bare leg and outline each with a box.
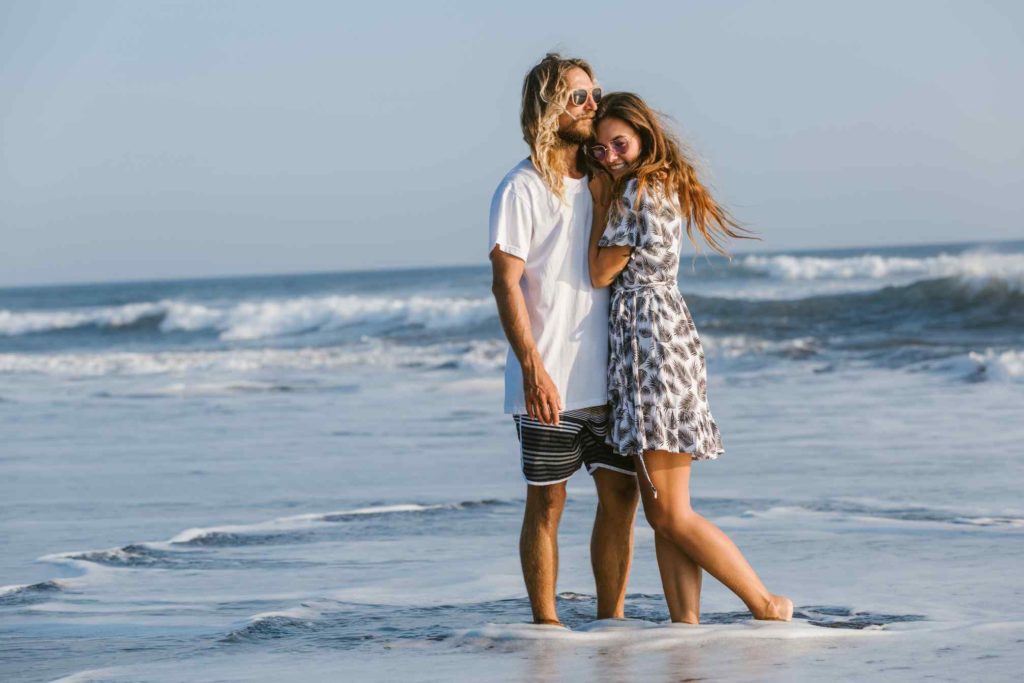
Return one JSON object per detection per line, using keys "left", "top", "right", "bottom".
{"left": 590, "top": 468, "right": 639, "bottom": 619}
{"left": 521, "top": 482, "right": 568, "bottom": 624}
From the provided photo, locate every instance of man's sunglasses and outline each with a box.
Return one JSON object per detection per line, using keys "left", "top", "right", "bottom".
{"left": 568, "top": 87, "right": 602, "bottom": 106}
{"left": 588, "top": 135, "right": 633, "bottom": 162}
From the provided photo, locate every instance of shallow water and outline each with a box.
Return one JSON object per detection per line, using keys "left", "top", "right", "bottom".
{"left": 2, "top": 241, "right": 1022, "bottom": 681}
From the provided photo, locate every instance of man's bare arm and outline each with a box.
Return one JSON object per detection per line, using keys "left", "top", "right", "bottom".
{"left": 490, "top": 247, "right": 561, "bottom": 425}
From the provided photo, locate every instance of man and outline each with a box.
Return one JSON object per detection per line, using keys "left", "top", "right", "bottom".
{"left": 488, "top": 53, "right": 639, "bottom": 627}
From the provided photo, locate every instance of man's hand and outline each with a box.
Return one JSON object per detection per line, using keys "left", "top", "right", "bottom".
{"left": 491, "top": 248, "right": 562, "bottom": 425}
{"left": 523, "top": 359, "right": 562, "bottom": 425}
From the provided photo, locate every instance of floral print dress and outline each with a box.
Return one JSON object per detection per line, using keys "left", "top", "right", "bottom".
{"left": 597, "top": 178, "right": 724, "bottom": 461}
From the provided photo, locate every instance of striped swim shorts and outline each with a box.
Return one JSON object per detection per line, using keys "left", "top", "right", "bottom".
{"left": 513, "top": 406, "right": 637, "bottom": 485}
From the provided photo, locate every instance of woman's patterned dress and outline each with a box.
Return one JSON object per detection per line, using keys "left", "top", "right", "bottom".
{"left": 598, "top": 178, "right": 724, "bottom": 460}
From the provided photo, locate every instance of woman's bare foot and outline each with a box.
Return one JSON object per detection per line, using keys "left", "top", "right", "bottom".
{"left": 753, "top": 594, "right": 793, "bottom": 621}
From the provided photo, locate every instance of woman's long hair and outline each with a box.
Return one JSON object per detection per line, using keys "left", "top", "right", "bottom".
{"left": 520, "top": 53, "right": 593, "bottom": 200}
{"left": 593, "top": 92, "right": 757, "bottom": 257}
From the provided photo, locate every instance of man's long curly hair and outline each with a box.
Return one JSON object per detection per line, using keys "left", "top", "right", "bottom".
{"left": 520, "top": 53, "right": 593, "bottom": 200}
{"left": 593, "top": 92, "right": 758, "bottom": 257}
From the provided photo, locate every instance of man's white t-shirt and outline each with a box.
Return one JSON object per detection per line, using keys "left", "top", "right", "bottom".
{"left": 488, "top": 158, "right": 610, "bottom": 415}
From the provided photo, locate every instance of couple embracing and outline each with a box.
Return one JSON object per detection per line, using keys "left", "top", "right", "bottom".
{"left": 488, "top": 53, "right": 792, "bottom": 626}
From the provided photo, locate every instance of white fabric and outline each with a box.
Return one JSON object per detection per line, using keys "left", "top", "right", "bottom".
{"left": 488, "top": 158, "right": 610, "bottom": 414}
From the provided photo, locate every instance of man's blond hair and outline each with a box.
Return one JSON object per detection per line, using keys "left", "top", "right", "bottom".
{"left": 520, "top": 53, "right": 594, "bottom": 199}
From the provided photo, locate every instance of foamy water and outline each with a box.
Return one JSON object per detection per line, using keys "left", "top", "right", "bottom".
{"left": 741, "top": 249, "right": 1024, "bottom": 283}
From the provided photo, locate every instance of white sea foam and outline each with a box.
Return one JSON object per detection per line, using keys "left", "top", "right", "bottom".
{"left": 966, "top": 349, "right": 1024, "bottom": 382}
{"left": 247, "top": 605, "right": 323, "bottom": 623}
{"left": 456, "top": 618, "right": 883, "bottom": 646}
{"left": 167, "top": 503, "right": 460, "bottom": 544}
{"left": 29, "top": 504, "right": 466, "bottom": 577}
{"left": 725, "top": 504, "right": 1024, "bottom": 530}
{"left": 49, "top": 669, "right": 121, "bottom": 683}
{"left": 0, "top": 294, "right": 496, "bottom": 340}
{"left": 701, "top": 334, "right": 819, "bottom": 359}
{"left": 0, "top": 339, "right": 507, "bottom": 377}
{"left": 35, "top": 552, "right": 133, "bottom": 592}
{"left": 138, "top": 380, "right": 297, "bottom": 396}
{"left": 740, "top": 250, "right": 1024, "bottom": 290}
{"left": 216, "top": 295, "right": 495, "bottom": 341}
{"left": 917, "top": 348, "right": 1024, "bottom": 383}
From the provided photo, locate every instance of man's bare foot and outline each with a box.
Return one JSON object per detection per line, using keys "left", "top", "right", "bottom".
{"left": 754, "top": 594, "right": 793, "bottom": 621}
{"left": 534, "top": 618, "right": 566, "bottom": 627}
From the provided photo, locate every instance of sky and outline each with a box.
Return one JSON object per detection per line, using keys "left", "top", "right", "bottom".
{"left": 1, "top": 0, "right": 1021, "bottom": 287}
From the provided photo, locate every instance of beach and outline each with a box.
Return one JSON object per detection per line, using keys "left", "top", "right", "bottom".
{"left": 1, "top": 240, "right": 1022, "bottom": 682}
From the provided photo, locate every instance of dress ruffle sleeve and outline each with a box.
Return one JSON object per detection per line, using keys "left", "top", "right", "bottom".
{"left": 597, "top": 180, "right": 663, "bottom": 249}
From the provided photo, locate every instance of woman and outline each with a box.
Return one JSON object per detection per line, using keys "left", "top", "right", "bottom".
{"left": 587, "top": 92, "right": 793, "bottom": 623}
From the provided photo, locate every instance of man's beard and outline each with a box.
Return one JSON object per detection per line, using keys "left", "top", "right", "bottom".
{"left": 557, "top": 117, "right": 593, "bottom": 145}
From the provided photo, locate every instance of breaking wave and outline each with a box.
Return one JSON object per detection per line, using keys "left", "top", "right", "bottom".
{"left": 0, "top": 294, "right": 496, "bottom": 341}
{"left": 0, "top": 580, "right": 64, "bottom": 603}
{"left": 2, "top": 251, "right": 1020, "bottom": 344}
{"left": 739, "top": 251, "right": 1024, "bottom": 289}
{"left": 917, "top": 348, "right": 1024, "bottom": 384}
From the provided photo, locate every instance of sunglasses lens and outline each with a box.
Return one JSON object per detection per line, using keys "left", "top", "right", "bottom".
{"left": 592, "top": 88, "right": 602, "bottom": 103}
{"left": 590, "top": 147, "right": 607, "bottom": 161}
{"left": 612, "top": 139, "right": 629, "bottom": 154}
{"left": 569, "top": 89, "right": 586, "bottom": 106}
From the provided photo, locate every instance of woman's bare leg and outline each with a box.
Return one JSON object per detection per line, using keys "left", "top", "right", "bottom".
{"left": 637, "top": 451, "right": 792, "bottom": 621}
{"left": 654, "top": 532, "right": 702, "bottom": 623}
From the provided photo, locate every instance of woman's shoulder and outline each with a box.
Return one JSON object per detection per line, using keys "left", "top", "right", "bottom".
{"left": 627, "top": 177, "right": 676, "bottom": 215}
{"left": 615, "top": 177, "right": 679, "bottom": 225}
{"left": 614, "top": 177, "right": 642, "bottom": 209}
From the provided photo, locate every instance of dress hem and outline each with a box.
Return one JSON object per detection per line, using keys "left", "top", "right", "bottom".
{"left": 610, "top": 445, "right": 723, "bottom": 462}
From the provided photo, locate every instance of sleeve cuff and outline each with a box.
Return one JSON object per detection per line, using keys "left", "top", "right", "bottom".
{"left": 491, "top": 242, "right": 528, "bottom": 261}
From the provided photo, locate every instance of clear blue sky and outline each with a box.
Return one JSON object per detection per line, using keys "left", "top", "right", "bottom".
{"left": 1, "top": 0, "right": 1021, "bottom": 286}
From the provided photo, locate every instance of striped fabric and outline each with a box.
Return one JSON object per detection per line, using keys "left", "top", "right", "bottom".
{"left": 513, "top": 406, "right": 636, "bottom": 485}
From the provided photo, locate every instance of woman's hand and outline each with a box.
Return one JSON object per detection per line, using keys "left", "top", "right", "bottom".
{"left": 589, "top": 172, "right": 613, "bottom": 212}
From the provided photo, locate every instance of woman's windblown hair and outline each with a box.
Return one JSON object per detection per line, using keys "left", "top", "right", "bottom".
{"left": 594, "top": 92, "right": 757, "bottom": 257}
{"left": 520, "top": 53, "right": 593, "bottom": 200}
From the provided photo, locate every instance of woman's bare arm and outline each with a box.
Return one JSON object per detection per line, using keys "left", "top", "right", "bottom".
{"left": 588, "top": 176, "right": 632, "bottom": 288}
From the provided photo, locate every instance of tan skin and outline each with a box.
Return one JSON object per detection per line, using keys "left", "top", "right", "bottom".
{"left": 588, "top": 116, "right": 793, "bottom": 622}
{"left": 490, "top": 69, "right": 639, "bottom": 626}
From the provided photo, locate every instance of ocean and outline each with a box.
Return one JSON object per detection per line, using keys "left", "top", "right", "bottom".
{"left": 1, "top": 240, "right": 1022, "bottom": 682}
